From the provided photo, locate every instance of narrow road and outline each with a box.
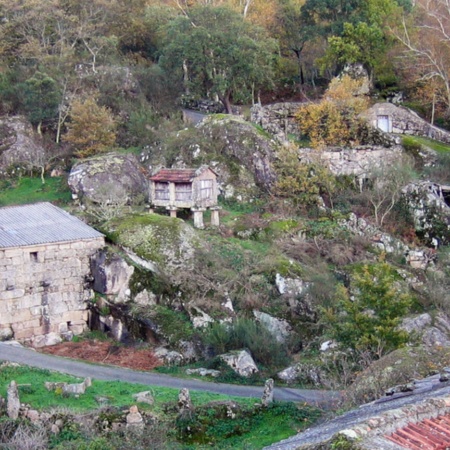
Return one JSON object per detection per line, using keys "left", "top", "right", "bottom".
{"left": 0, "top": 343, "right": 339, "bottom": 407}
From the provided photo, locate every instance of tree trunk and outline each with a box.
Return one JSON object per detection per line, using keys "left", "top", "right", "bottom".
{"left": 220, "top": 92, "right": 233, "bottom": 114}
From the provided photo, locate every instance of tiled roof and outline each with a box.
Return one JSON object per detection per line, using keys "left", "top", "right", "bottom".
{"left": 387, "top": 415, "right": 450, "bottom": 450}
{"left": 0, "top": 202, "right": 103, "bottom": 248}
{"left": 150, "top": 169, "right": 197, "bottom": 183}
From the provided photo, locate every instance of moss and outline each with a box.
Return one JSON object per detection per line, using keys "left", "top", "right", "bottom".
{"left": 105, "top": 213, "right": 193, "bottom": 267}
{"left": 128, "top": 266, "right": 173, "bottom": 297}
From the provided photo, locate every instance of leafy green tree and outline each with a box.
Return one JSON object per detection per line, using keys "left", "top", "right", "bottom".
{"left": 64, "top": 97, "right": 117, "bottom": 158}
{"left": 160, "top": 6, "right": 277, "bottom": 113}
{"left": 323, "top": 261, "right": 413, "bottom": 358}
{"left": 320, "top": 22, "right": 385, "bottom": 80}
{"left": 22, "top": 72, "right": 60, "bottom": 133}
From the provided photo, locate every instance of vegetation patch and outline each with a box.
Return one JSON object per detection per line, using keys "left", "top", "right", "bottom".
{"left": 0, "top": 176, "right": 71, "bottom": 206}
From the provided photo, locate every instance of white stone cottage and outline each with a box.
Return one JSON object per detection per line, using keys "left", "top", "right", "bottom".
{"left": 0, "top": 202, "right": 104, "bottom": 347}
{"left": 363, "top": 102, "right": 450, "bottom": 143}
{"left": 149, "top": 165, "right": 220, "bottom": 228}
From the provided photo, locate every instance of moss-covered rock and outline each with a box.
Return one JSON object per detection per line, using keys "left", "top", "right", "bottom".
{"left": 68, "top": 152, "right": 149, "bottom": 205}
{"left": 104, "top": 212, "right": 198, "bottom": 276}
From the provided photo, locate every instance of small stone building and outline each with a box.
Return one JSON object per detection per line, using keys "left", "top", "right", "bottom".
{"left": 0, "top": 202, "right": 104, "bottom": 347}
{"left": 363, "top": 102, "right": 450, "bottom": 143}
{"left": 149, "top": 166, "right": 220, "bottom": 228}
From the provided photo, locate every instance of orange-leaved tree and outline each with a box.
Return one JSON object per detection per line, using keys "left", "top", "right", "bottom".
{"left": 64, "top": 97, "right": 117, "bottom": 158}
{"left": 296, "top": 75, "right": 369, "bottom": 149}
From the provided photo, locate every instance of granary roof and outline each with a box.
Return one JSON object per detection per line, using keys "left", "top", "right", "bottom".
{"left": 0, "top": 202, "right": 103, "bottom": 248}
{"left": 150, "top": 168, "right": 197, "bottom": 183}
{"left": 150, "top": 165, "right": 217, "bottom": 183}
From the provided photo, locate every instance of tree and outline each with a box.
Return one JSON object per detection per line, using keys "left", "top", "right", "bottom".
{"left": 320, "top": 22, "right": 385, "bottom": 81}
{"left": 63, "top": 97, "right": 117, "bottom": 158}
{"left": 323, "top": 261, "right": 413, "bottom": 359}
{"left": 21, "top": 72, "right": 60, "bottom": 134}
{"left": 394, "top": 0, "right": 450, "bottom": 114}
{"left": 363, "top": 157, "right": 416, "bottom": 227}
{"left": 160, "top": 6, "right": 277, "bottom": 113}
{"left": 273, "top": 143, "right": 337, "bottom": 208}
{"left": 296, "top": 75, "right": 369, "bottom": 148}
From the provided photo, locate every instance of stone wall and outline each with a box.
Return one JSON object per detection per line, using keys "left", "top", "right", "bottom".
{"left": 0, "top": 237, "right": 104, "bottom": 347}
{"left": 250, "top": 102, "right": 302, "bottom": 142}
{"left": 362, "top": 102, "right": 450, "bottom": 144}
{"left": 298, "top": 144, "right": 404, "bottom": 178}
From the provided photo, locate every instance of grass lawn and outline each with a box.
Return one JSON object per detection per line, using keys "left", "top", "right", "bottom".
{"left": 0, "top": 176, "right": 72, "bottom": 207}
{"left": 0, "top": 364, "right": 322, "bottom": 449}
{"left": 407, "top": 136, "right": 450, "bottom": 153}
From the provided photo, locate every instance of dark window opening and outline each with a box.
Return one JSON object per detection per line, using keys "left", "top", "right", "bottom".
{"left": 30, "top": 252, "right": 38, "bottom": 262}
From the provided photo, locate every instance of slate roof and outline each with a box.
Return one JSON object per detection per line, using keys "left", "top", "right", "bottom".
{"left": 0, "top": 202, "right": 103, "bottom": 248}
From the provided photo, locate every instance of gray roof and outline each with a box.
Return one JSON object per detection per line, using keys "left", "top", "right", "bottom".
{"left": 0, "top": 202, "right": 103, "bottom": 248}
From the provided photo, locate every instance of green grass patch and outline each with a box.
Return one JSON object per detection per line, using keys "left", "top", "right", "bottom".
{"left": 0, "top": 364, "right": 254, "bottom": 414}
{"left": 404, "top": 135, "right": 450, "bottom": 153}
{"left": 0, "top": 177, "right": 71, "bottom": 207}
{"left": 0, "top": 364, "right": 322, "bottom": 449}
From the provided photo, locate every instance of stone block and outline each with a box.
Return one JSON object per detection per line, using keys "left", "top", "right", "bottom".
{"left": 4, "top": 249, "right": 23, "bottom": 258}
{"left": 0, "top": 289, "right": 25, "bottom": 300}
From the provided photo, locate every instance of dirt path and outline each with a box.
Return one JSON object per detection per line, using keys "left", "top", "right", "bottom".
{"left": 0, "top": 342, "right": 339, "bottom": 407}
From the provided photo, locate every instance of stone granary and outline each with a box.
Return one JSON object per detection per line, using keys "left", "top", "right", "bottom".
{"left": 149, "top": 165, "right": 220, "bottom": 228}
{"left": 0, "top": 202, "right": 104, "bottom": 347}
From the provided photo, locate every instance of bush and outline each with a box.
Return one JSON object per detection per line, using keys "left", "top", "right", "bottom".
{"left": 204, "top": 318, "right": 289, "bottom": 367}
{"left": 322, "top": 261, "right": 413, "bottom": 359}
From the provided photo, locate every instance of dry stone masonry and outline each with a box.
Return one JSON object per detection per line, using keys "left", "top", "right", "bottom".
{"left": 0, "top": 203, "right": 104, "bottom": 346}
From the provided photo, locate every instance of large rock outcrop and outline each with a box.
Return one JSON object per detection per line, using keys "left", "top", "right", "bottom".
{"left": 141, "top": 115, "right": 278, "bottom": 201}
{"left": 104, "top": 213, "right": 198, "bottom": 276}
{"left": 0, "top": 116, "right": 46, "bottom": 175}
{"left": 68, "top": 152, "right": 149, "bottom": 205}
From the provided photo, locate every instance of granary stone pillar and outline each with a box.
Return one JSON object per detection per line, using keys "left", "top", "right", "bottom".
{"left": 191, "top": 208, "right": 206, "bottom": 229}
{"left": 210, "top": 206, "right": 221, "bottom": 227}
{"left": 167, "top": 207, "right": 178, "bottom": 218}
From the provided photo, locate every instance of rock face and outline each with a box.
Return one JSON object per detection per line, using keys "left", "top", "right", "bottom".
{"left": 253, "top": 311, "right": 291, "bottom": 343}
{"left": 68, "top": 152, "right": 149, "bottom": 205}
{"left": 250, "top": 102, "right": 302, "bottom": 142}
{"left": 104, "top": 213, "right": 197, "bottom": 277}
{"left": 91, "top": 248, "right": 134, "bottom": 301}
{"left": 220, "top": 349, "right": 259, "bottom": 377}
{"left": 142, "top": 115, "right": 278, "bottom": 200}
{"left": 0, "top": 116, "right": 46, "bottom": 175}
{"left": 402, "top": 181, "right": 450, "bottom": 244}
{"left": 7, "top": 381, "right": 20, "bottom": 419}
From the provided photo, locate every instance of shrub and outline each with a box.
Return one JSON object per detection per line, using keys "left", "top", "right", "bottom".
{"left": 204, "top": 318, "right": 289, "bottom": 367}
{"left": 296, "top": 75, "right": 369, "bottom": 149}
{"left": 322, "top": 261, "right": 413, "bottom": 359}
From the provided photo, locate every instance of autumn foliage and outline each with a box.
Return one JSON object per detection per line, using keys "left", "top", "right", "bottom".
{"left": 296, "top": 75, "right": 369, "bottom": 149}
{"left": 64, "top": 98, "right": 117, "bottom": 158}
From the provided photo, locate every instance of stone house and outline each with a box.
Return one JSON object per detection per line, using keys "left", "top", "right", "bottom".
{"left": 363, "top": 102, "right": 450, "bottom": 143}
{"left": 0, "top": 202, "right": 104, "bottom": 347}
{"left": 149, "top": 165, "right": 220, "bottom": 228}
